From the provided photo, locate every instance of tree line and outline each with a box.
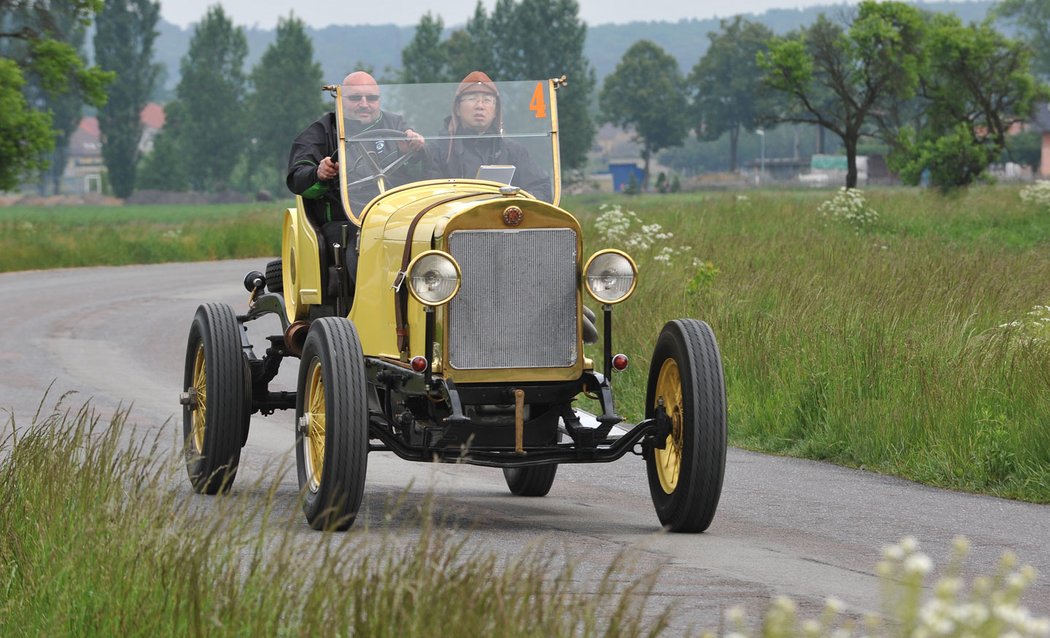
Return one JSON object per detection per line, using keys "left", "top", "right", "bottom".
{"left": 2, "top": 0, "right": 1049, "bottom": 198}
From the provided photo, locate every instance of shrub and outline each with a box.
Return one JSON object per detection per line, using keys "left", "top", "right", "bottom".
{"left": 817, "top": 187, "right": 879, "bottom": 231}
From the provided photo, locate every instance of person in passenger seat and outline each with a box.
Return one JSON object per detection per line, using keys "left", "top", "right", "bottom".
{"left": 428, "top": 71, "right": 552, "bottom": 202}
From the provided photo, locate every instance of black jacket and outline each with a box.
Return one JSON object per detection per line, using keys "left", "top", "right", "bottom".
{"left": 287, "top": 111, "right": 417, "bottom": 221}
{"left": 429, "top": 132, "right": 553, "bottom": 202}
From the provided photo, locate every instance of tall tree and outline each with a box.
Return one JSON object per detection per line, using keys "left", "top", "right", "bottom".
{"left": 688, "top": 16, "right": 775, "bottom": 172}
{"left": 94, "top": 0, "right": 161, "bottom": 199}
{"left": 400, "top": 13, "right": 448, "bottom": 83}
{"left": 444, "top": 3, "right": 496, "bottom": 79}
{"left": 398, "top": 0, "right": 596, "bottom": 171}
{"left": 137, "top": 100, "right": 186, "bottom": 190}
{"left": 995, "top": 0, "right": 1050, "bottom": 79}
{"left": 758, "top": 1, "right": 926, "bottom": 188}
{"left": 248, "top": 14, "right": 324, "bottom": 194}
{"left": 0, "top": 60, "right": 53, "bottom": 190}
{"left": 890, "top": 15, "right": 1042, "bottom": 190}
{"left": 0, "top": 0, "right": 110, "bottom": 191}
{"left": 144, "top": 6, "right": 246, "bottom": 191}
{"left": 600, "top": 40, "right": 689, "bottom": 189}
{"left": 33, "top": 14, "right": 89, "bottom": 195}
{"left": 492, "top": 0, "right": 596, "bottom": 172}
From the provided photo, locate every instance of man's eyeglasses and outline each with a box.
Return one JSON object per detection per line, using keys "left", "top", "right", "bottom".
{"left": 346, "top": 94, "right": 380, "bottom": 103}
{"left": 460, "top": 93, "right": 497, "bottom": 106}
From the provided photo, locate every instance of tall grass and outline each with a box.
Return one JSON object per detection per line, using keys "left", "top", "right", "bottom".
{"left": 576, "top": 186, "right": 1050, "bottom": 503}
{"left": 0, "top": 400, "right": 668, "bottom": 637}
{"left": 2, "top": 401, "right": 1046, "bottom": 637}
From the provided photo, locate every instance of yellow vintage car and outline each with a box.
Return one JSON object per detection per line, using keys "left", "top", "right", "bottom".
{"left": 180, "top": 78, "right": 727, "bottom": 533}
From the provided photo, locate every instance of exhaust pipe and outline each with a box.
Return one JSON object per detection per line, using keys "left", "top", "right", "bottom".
{"left": 284, "top": 320, "right": 310, "bottom": 357}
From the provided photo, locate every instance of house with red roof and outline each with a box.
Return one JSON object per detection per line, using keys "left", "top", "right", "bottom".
{"left": 63, "top": 103, "right": 166, "bottom": 194}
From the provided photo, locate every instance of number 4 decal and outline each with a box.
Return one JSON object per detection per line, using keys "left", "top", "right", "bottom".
{"left": 529, "top": 82, "right": 546, "bottom": 119}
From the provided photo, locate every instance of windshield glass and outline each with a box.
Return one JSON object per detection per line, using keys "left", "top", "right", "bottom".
{"left": 334, "top": 80, "right": 560, "bottom": 219}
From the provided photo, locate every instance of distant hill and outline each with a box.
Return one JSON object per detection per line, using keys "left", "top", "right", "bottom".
{"left": 154, "top": 1, "right": 995, "bottom": 94}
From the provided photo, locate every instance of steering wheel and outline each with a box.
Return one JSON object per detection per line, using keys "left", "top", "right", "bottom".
{"left": 343, "top": 128, "right": 420, "bottom": 191}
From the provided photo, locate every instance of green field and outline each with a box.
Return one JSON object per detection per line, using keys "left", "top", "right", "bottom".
{"left": 2, "top": 187, "right": 1049, "bottom": 503}
{"left": 0, "top": 202, "right": 288, "bottom": 271}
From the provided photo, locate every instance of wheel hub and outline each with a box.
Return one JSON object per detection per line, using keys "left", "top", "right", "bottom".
{"left": 653, "top": 357, "right": 683, "bottom": 494}
{"left": 304, "top": 360, "right": 326, "bottom": 493}
{"left": 191, "top": 343, "right": 207, "bottom": 453}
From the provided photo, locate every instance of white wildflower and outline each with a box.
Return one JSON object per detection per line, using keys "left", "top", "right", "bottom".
{"left": 819, "top": 187, "right": 879, "bottom": 230}
{"left": 883, "top": 543, "right": 905, "bottom": 561}
{"left": 934, "top": 577, "right": 963, "bottom": 598}
{"left": 824, "top": 596, "right": 846, "bottom": 614}
{"left": 772, "top": 596, "right": 797, "bottom": 613}
{"left": 724, "top": 606, "right": 747, "bottom": 624}
{"left": 1020, "top": 181, "right": 1050, "bottom": 209}
{"left": 904, "top": 552, "right": 933, "bottom": 576}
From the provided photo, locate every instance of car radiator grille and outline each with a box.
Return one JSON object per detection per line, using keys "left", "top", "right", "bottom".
{"left": 448, "top": 228, "right": 578, "bottom": 369}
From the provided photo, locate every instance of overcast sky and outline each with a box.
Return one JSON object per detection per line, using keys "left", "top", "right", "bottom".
{"left": 158, "top": 0, "right": 873, "bottom": 30}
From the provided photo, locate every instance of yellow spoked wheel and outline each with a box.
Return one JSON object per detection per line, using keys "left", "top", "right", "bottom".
{"left": 644, "top": 319, "right": 727, "bottom": 533}
{"left": 191, "top": 343, "right": 207, "bottom": 454}
{"left": 182, "top": 303, "right": 248, "bottom": 495}
{"left": 303, "top": 360, "right": 327, "bottom": 492}
{"left": 653, "top": 358, "right": 684, "bottom": 494}
{"left": 295, "top": 317, "right": 369, "bottom": 531}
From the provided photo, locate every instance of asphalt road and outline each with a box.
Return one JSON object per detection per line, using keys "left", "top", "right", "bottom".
{"left": 1, "top": 259, "right": 1047, "bottom": 633}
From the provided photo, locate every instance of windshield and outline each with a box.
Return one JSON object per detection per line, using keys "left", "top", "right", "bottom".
{"left": 333, "top": 79, "right": 561, "bottom": 222}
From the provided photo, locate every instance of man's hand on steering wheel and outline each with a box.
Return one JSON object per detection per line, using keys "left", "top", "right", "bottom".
{"left": 398, "top": 128, "right": 425, "bottom": 154}
{"left": 344, "top": 128, "right": 424, "bottom": 190}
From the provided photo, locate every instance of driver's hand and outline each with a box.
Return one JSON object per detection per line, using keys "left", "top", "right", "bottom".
{"left": 317, "top": 156, "right": 339, "bottom": 181}
{"left": 398, "top": 129, "right": 425, "bottom": 154}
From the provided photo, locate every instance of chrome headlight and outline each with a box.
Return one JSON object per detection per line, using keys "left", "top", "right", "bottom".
{"left": 407, "top": 250, "right": 461, "bottom": 306}
{"left": 584, "top": 249, "right": 637, "bottom": 304}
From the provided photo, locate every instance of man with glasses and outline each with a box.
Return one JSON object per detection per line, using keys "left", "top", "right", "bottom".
{"left": 287, "top": 71, "right": 425, "bottom": 222}
{"left": 430, "top": 71, "right": 551, "bottom": 202}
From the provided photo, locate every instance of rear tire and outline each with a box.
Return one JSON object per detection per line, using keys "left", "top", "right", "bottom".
{"left": 644, "top": 319, "right": 726, "bottom": 533}
{"left": 503, "top": 464, "right": 558, "bottom": 496}
{"left": 182, "top": 303, "right": 249, "bottom": 494}
{"left": 265, "top": 259, "right": 283, "bottom": 294}
{"left": 295, "top": 317, "right": 369, "bottom": 530}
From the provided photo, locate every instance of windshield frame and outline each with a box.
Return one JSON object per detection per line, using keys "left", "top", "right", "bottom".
{"left": 332, "top": 78, "right": 563, "bottom": 225}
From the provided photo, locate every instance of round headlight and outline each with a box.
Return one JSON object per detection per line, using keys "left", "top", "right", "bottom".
{"left": 406, "top": 250, "right": 461, "bottom": 306}
{"left": 584, "top": 250, "right": 637, "bottom": 304}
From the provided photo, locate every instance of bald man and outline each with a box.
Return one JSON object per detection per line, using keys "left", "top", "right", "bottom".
{"left": 287, "top": 71, "right": 425, "bottom": 223}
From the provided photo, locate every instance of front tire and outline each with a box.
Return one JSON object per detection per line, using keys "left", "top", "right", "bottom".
{"left": 503, "top": 464, "right": 558, "bottom": 496}
{"left": 644, "top": 319, "right": 726, "bottom": 533}
{"left": 295, "top": 317, "right": 368, "bottom": 531}
{"left": 182, "top": 303, "right": 249, "bottom": 494}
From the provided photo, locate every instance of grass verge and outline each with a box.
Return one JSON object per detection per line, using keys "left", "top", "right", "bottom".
{"left": 0, "top": 400, "right": 668, "bottom": 637}
{"left": 575, "top": 186, "right": 1050, "bottom": 503}
{"left": 1, "top": 400, "right": 1046, "bottom": 636}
